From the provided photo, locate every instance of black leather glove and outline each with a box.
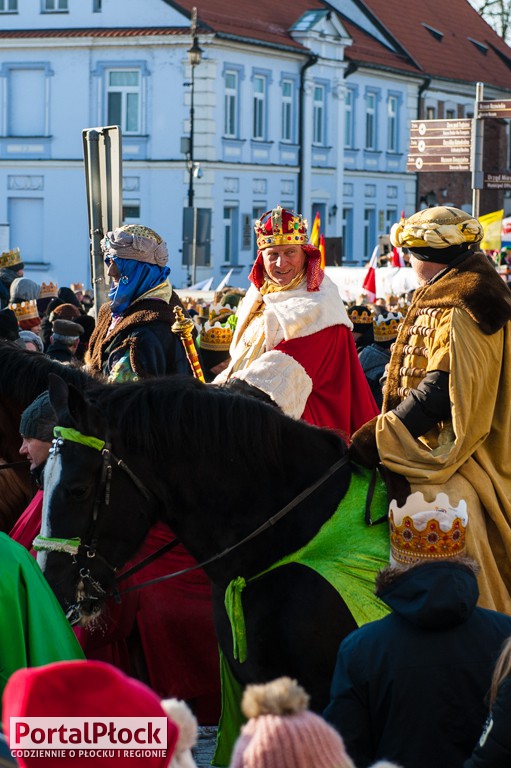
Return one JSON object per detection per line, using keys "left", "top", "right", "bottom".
{"left": 349, "top": 416, "right": 380, "bottom": 469}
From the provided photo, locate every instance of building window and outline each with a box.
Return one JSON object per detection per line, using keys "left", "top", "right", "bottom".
{"left": 253, "top": 75, "right": 266, "bottom": 140}
{"left": 344, "top": 88, "right": 354, "bottom": 148}
{"left": 313, "top": 84, "right": 325, "bottom": 144}
{"left": 281, "top": 79, "right": 293, "bottom": 142}
{"left": 0, "top": 0, "right": 17, "bottom": 12}
{"left": 364, "top": 208, "right": 376, "bottom": 258}
{"left": 445, "top": 108, "right": 455, "bottom": 119}
{"left": 342, "top": 207, "right": 354, "bottom": 262}
{"left": 387, "top": 94, "right": 398, "bottom": 152}
{"left": 365, "top": 92, "right": 376, "bottom": 150}
{"left": 224, "top": 70, "right": 238, "bottom": 138}
{"left": 107, "top": 70, "right": 140, "bottom": 134}
{"left": 224, "top": 206, "right": 238, "bottom": 264}
{"left": 93, "top": 0, "right": 102, "bottom": 10}
{"left": 426, "top": 105, "right": 436, "bottom": 119}
{"left": 7, "top": 66, "right": 49, "bottom": 136}
{"left": 42, "top": 0, "right": 68, "bottom": 10}
{"left": 386, "top": 207, "right": 398, "bottom": 234}
{"left": 123, "top": 202, "right": 140, "bottom": 220}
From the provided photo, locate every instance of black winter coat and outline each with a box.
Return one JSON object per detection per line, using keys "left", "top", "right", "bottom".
{"left": 323, "top": 561, "right": 511, "bottom": 768}
{"left": 464, "top": 676, "right": 511, "bottom": 768}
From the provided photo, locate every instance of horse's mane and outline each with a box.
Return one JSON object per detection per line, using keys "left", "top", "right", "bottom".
{"left": 0, "top": 341, "right": 99, "bottom": 407}
{"left": 85, "top": 375, "right": 338, "bottom": 472}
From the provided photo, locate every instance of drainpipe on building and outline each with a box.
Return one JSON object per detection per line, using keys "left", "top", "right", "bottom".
{"left": 298, "top": 53, "right": 319, "bottom": 213}
{"left": 416, "top": 77, "right": 432, "bottom": 209}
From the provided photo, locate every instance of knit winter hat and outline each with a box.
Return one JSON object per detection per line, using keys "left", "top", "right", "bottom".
{"left": 3, "top": 660, "right": 180, "bottom": 768}
{"left": 160, "top": 699, "right": 198, "bottom": 768}
{"left": 9, "top": 277, "right": 40, "bottom": 303}
{"left": 230, "top": 677, "right": 355, "bottom": 768}
{"left": 19, "top": 391, "right": 57, "bottom": 442}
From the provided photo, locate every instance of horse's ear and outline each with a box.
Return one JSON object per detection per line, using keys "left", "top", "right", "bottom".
{"left": 48, "top": 373, "right": 92, "bottom": 433}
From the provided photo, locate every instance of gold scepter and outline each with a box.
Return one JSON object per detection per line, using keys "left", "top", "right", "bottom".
{"left": 172, "top": 306, "right": 206, "bottom": 383}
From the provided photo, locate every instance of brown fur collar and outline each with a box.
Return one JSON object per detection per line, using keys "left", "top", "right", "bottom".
{"left": 85, "top": 298, "right": 173, "bottom": 373}
{"left": 411, "top": 251, "right": 511, "bottom": 335}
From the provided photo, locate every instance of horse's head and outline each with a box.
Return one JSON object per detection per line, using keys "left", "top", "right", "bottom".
{"left": 39, "top": 375, "right": 156, "bottom": 626}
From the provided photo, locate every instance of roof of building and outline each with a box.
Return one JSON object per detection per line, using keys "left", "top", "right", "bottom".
{"left": 0, "top": 0, "right": 509, "bottom": 89}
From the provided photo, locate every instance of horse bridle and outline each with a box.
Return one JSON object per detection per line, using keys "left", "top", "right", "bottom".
{"left": 33, "top": 426, "right": 156, "bottom": 588}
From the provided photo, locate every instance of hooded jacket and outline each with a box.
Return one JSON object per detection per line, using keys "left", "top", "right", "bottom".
{"left": 324, "top": 561, "right": 511, "bottom": 768}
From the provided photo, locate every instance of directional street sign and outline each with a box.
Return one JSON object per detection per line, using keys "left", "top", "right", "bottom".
{"left": 484, "top": 172, "right": 511, "bottom": 189}
{"left": 478, "top": 100, "right": 511, "bottom": 119}
{"left": 407, "top": 119, "right": 472, "bottom": 173}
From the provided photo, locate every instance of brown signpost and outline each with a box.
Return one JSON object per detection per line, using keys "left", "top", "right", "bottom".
{"left": 477, "top": 100, "right": 511, "bottom": 119}
{"left": 407, "top": 119, "right": 472, "bottom": 172}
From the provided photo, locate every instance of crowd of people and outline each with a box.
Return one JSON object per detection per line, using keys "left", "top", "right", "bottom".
{"left": 0, "top": 205, "right": 511, "bottom": 767}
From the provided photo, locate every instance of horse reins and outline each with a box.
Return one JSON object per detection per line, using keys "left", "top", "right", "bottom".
{"left": 0, "top": 459, "right": 30, "bottom": 470}
{"left": 35, "top": 426, "right": 386, "bottom": 603}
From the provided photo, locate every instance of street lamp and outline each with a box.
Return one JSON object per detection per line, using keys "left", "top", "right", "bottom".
{"left": 187, "top": 8, "right": 203, "bottom": 209}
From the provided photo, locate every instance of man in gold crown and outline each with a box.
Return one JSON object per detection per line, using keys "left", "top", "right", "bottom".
{"left": 215, "top": 205, "right": 378, "bottom": 437}
{"left": 0, "top": 248, "right": 23, "bottom": 310}
{"left": 350, "top": 205, "right": 511, "bottom": 613}
{"left": 85, "top": 224, "right": 191, "bottom": 382}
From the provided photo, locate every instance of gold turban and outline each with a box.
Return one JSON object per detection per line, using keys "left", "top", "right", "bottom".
{"left": 390, "top": 206, "right": 483, "bottom": 250}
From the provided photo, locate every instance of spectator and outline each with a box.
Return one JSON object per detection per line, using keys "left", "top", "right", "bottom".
{"left": 464, "top": 635, "right": 511, "bottom": 767}
{"left": 197, "top": 314, "right": 234, "bottom": 382}
{"left": 324, "top": 495, "right": 511, "bottom": 768}
{"left": 46, "top": 318, "right": 83, "bottom": 363}
{"left": 347, "top": 304, "right": 374, "bottom": 353}
{"left": 18, "top": 330, "right": 44, "bottom": 353}
{"left": 2, "top": 660, "right": 181, "bottom": 767}
{"left": 10, "top": 391, "right": 56, "bottom": 552}
{"left": 37, "top": 280, "right": 59, "bottom": 318}
{"left": 358, "top": 312, "right": 403, "bottom": 409}
{"left": 0, "top": 248, "right": 23, "bottom": 310}
{"left": 230, "top": 676, "right": 397, "bottom": 768}
{"left": 8, "top": 299, "right": 41, "bottom": 335}
{"left": 215, "top": 205, "right": 378, "bottom": 436}
{"left": 0, "top": 307, "right": 24, "bottom": 347}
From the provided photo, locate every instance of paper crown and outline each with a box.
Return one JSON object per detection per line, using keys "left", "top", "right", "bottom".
{"left": 373, "top": 311, "right": 403, "bottom": 342}
{"left": 254, "top": 205, "right": 309, "bottom": 250}
{"left": 389, "top": 491, "right": 468, "bottom": 565}
{"left": 208, "top": 303, "right": 235, "bottom": 325}
{"left": 348, "top": 305, "right": 373, "bottom": 325}
{"left": 39, "top": 281, "right": 58, "bottom": 299}
{"left": 0, "top": 247, "right": 22, "bottom": 269}
{"left": 9, "top": 299, "right": 39, "bottom": 322}
{"left": 70, "top": 282, "right": 84, "bottom": 293}
{"left": 199, "top": 320, "right": 233, "bottom": 351}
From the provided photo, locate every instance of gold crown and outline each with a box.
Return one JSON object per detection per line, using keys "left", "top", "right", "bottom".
{"left": 39, "top": 281, "right": 58, "bottom": 299}
{"left": 348, "top": 307, "right": 373, "bottom": 325}
{"left": 373, "top": 312, "right": 403, "bottom": 342}
{"left": 9, "top": 299, "right": 39, "bottom": 321}
{"left": 0, "top": 247, "right": 22, "bottom": 269}
{"left": 254, "top": 206, "right": 309, "bottom": 250}
{"left": 389, "top": 492, "right": 468, "bottom": 564}
{"left": 199, "top": 321, "right": 233, "bottom": 352}
{"left": 208, "top": 304, "right": 234, "bottom": 325}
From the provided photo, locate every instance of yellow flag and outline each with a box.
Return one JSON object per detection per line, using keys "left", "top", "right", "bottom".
{"left": 479, "top": 209, "right": 504, "bottom": 251}
{"left": 310, "top": 212, "right": 320, "bottom": 247}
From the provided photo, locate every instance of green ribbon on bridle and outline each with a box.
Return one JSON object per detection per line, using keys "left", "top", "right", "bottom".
{"left": 53, "top": 426, "right": 105, "bottom": 452}
{"left": 33, "top": 535, "right": 82, "bottom": 556}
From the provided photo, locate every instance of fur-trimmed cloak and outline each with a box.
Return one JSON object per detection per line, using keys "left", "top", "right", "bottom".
{"left": 377, "top": 251, "right": 511, "bottom": 612}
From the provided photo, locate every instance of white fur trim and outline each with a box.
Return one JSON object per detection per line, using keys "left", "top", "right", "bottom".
{"left": 235, "top": 349, "right": 312, "bottom": 419}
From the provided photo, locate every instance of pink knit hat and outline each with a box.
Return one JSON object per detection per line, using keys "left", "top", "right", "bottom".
{"left": 229, "top": 677, "right": 355, "bottom": 768}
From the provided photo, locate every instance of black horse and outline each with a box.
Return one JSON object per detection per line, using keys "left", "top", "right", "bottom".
{"left": 41, "top": 373, "right": 389, "bottom": 759}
